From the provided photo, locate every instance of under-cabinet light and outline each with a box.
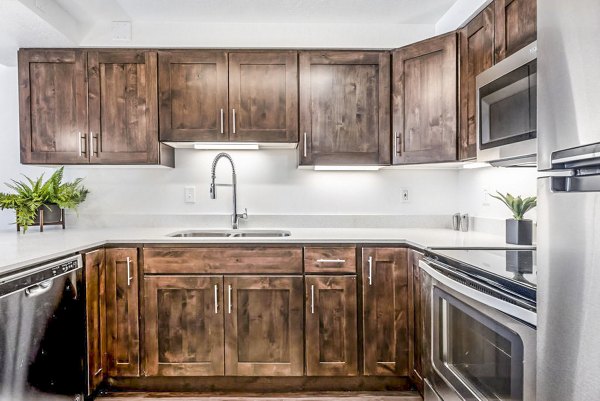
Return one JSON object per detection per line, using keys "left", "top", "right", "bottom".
{"left": 462, "top": 162, "right": 490, "bottom": 169}
{"left": 193, "top": 143, "right": 260, "bottom": 150}
{"left": 313, "top": 165, "right": 382, "bottom": 171}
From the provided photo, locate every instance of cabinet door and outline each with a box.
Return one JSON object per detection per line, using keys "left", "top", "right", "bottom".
{"left": 224, "top": 276, "right": 304, "bottom": 376}
{"left": 393, "top": 33, "right": 458, "bottom": 164}
{"left": 88, "top": 50, "right": 160, "bottom": 164}
{"left": 84, "top": 249, "right": 106, "bottom": 394}
{"left": 144, "top": 276, "right": 224, "bottom": 376}
{"left": 494, "top": 0, "right": 537, "bottom": 62}
{"left": 362, "top": 248, "right": 409, "bottom": 376}
{"left": 299, "top": 51, "right": 391, "bottom": 165}
{"left": 158, "top": 51, "right": 229, "bottom": 141}
{"left": 407, "top": 250, "right": 424, "bottom": 393}
{"left": 459, "top": 5, "right": 495, "bottom": 160}
{"left": 18, "top": 49, "right": 89, "bottom": 164}
{"left": 305, "top": 275, "right": 358, "bottom": 376}
{"left": 229, "top": 52, "right": 298, "bottom": 142}
{"left": 105, "top": 248, "right": 140, "bottom": 376}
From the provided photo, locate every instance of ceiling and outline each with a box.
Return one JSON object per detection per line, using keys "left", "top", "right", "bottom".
{"left": 56, "top": 0, "right": 458, "bottom": 25}
{"left": 0, "top": 0, "right": 464, "bottom": 66}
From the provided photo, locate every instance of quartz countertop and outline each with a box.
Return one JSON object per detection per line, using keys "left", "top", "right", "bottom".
{"left": 0, "top": 226, "right": 531, "bottom": 277}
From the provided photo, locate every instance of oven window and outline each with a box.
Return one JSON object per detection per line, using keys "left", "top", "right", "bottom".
{"left": 434, "top": 288, "right": 524, "bottom": 400}
{"left": 479, "top": 60, "right": 537, "bottom": 150}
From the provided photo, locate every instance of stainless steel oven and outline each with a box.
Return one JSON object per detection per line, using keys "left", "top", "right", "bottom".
{"left": 476, "top": 41, "right": 537, "bottom": 166}
{"left": 420, "top": 257, "right": 536, "bottom": 401}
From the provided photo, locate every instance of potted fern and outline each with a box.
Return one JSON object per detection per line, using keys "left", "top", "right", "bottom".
{"left": 490, "top": 191, "right": 537, "bottom": 245}
{"left": 0, "top": 167, "right": 88, "bottom": 233}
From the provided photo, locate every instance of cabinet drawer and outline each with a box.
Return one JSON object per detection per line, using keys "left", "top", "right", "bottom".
{"left": 144, "top": 247, "right": 303, "bottom": 274}
{"left": 304, "top": 247, "right": 356, "bottom": 273}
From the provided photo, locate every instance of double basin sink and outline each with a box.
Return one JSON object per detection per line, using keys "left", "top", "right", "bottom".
{"left": 168, "top": 229, "right": 291, "bottom": 238}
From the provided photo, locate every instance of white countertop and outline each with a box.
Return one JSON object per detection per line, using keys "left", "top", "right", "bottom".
{"left": 0, "top": 226, "right": 527, "bottom": 276}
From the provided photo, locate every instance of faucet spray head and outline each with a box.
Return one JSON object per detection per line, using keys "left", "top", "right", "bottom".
{"left": 209, "top": 182, "right": 216, "bottom": 199}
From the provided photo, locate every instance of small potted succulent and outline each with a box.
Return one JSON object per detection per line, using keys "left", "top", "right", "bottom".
{"left": 490, "top": 191, "right": 537, "bottom": 245}
{"left": 0, "top": 167, "right": 89, "bottom": 233}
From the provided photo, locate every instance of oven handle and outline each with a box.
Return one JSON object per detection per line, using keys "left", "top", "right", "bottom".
{"left": 419, "top": 260, "right": 537, "bottom": 326}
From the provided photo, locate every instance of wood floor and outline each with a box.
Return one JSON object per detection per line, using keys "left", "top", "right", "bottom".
{"left": 100, "top": 391, "right": 423, "bottom": 401}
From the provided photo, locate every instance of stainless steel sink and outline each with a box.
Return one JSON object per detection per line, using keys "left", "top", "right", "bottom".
{"left": 167, "top": 229, "right": 291, "bottom": 238}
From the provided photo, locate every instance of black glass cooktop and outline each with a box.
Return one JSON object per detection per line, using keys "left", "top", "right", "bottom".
{"left": 428, "top": 248, "right": 537, "bottom": 303}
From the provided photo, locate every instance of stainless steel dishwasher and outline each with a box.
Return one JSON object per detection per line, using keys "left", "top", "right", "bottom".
{"left": 0, "top": 255, "right": 85, "bottom": 401}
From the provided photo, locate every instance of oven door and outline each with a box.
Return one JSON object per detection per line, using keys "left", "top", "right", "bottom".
{"left": 420, "top": 260, "right": 536, "bottom": 401}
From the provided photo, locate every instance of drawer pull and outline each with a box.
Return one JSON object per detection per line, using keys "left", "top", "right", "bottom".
{"left": 126, "top": 257, "right": 133, "bottom": 287}
{"left": 316, "top": 258, "right": 346, "bottom": 264}
{"left": 368, "top": 256, "right": 373, "bottom": 286}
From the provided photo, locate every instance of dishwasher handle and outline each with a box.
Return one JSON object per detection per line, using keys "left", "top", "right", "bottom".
{"left": 25, "top": 280, "right": 54, "bottom": 297}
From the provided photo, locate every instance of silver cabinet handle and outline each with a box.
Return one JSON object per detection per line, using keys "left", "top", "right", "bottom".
{"left": 311, "top": 285, "right": 315, "bottom": 314}
{"left": 214, "top": 284, "right": 219, "bottom": 314}
{"left": 126, "top": 257, "right": 133, "bottom": 287}
{"left": 232, "top": 109, "right": 236, "bottom": 134}
{"left": 393, "top": 131, "right": 398, "bottom": 155}
{"left": 220, "top": 109, "right": 224, "bottom": 134}
{"left": 316, "top": 259, "right": 346, "bottom": 264}
{"left": 228, "top": 284, "right": 232, "bottom": 314}
{"left": 92, "top": 132, "right": 100, "bottom": 157}
{"left": 78, "top": 132, "right": 83, "bottom": 156}
{"left": 89, "top": 131, "right": 94, "bottom": 158}
{"left": 303, "top": 132, "right": 308, "bottom": 157}
{"left": 368, "top": 256, "right": 373, "bottom": 286}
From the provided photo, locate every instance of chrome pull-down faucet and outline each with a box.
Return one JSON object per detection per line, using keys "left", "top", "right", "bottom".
{"left": 210, "top": 152, "right": 247, "bottom": 229}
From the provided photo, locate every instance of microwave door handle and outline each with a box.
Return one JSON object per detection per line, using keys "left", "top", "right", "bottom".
{"left": 419, "top": 260, "right": 537, "bottom": 326}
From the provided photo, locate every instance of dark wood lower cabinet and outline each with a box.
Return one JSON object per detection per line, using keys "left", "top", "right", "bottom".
{"left": 85, "top": 249, "right": 106, "bottom": 394}
{"left": 407, "top": 250, "right": 424, "bottom": 393}
{"left": 224, "top": 276, "right": 304, "bottom": 376}
{"left": 144, "top": 275, "right": 225, "bottom": 376}
{"left": 362, "top": 248, "right": 409, "bottom": 376}
{"left": 106, "top": 248, "right": 140, "bottom": 377}
{"left": 305, "top": 275, "right": 358, "bottom": 376}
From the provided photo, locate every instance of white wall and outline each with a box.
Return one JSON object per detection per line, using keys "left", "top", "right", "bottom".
{"left": 82, "top": 22, "right": 435, "bottom": 50}
{"left": 435, "top": 0, "right": 491, "bottom": 34}
{"left": 457, "top": 166, "right": 538, "bottom": 221}
{"left": 61, "top": 150, "right": 460, "bottom": 219}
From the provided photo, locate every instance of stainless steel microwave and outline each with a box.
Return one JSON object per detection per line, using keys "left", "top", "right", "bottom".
{"left": 476, "top": 41, "right": 537, "bottom": 166}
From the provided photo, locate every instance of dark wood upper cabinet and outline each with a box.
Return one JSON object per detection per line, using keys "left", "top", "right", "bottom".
{"left": 18, "top": 49, "right": 89, "bottom": 164}
{"left": 158, "top": 51, "right": 229, "bottom": 142}
{"left": 105, "top": 248, "right": 140, "bottom": 377}
{"left": 88, "top": 50, "right": 163, "bottom": 164}
{"left": 407, "top": 249, "right": 424, "bottom": 394}
{"left": 144, "top": 275, "right": 225, "bottom": 376}
{"left": 362, "top": 248, "right": 409, "bottom": 376}
{"left": 19, "top": 49, "right": 172, "bottom": 166}
{"left": 224, "top": 275, "right": 304, "bottom": 376}
{"left": 84, "top": 249, "right": 106, "bottom": 395}
{"left": 459, "top": 5, "right": 495, "bottom": 160}
{"left": 494, "top": 0, "right": 537, "bottom": 62}
{"left": 299, "top": 51, "right": 391, "bottom": 165}
{"left": 305, "top": 275, "right": 358, "bottom": 376}
{"left": 392, "top": 33, "right": 458, "bottom": 165}
{"left": 229, "top": 52, "right": 298, "bottom": 142}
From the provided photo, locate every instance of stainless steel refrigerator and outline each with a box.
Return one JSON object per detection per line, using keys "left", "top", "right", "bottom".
{"left": 537, "top": 0, "right": 600, "bottom": 399}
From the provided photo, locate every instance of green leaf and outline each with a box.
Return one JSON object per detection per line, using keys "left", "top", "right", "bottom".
{"left": 0, "top": 167, "right": 89, "bottom": 232}
{"left": 490, "top": 191, "right": 537, "bottom": 220}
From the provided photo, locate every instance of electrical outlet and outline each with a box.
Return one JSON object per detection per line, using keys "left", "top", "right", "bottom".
{"left": 400, "top": 189, "right": 409, "bottom": 203}
{"left": 184, "top": 186, "right": 196, "bottom": 204}
{"left": 483, "top": 189, "right": 491, "bottom": 206}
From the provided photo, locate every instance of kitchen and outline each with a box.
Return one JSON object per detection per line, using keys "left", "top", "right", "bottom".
{"left": 0, "top": 0, "right": 595, "bottom": 400}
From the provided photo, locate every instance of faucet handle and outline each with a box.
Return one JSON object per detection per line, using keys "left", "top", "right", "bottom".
{"left": 241, "top": 208, "right": 248, "bottom": 219}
